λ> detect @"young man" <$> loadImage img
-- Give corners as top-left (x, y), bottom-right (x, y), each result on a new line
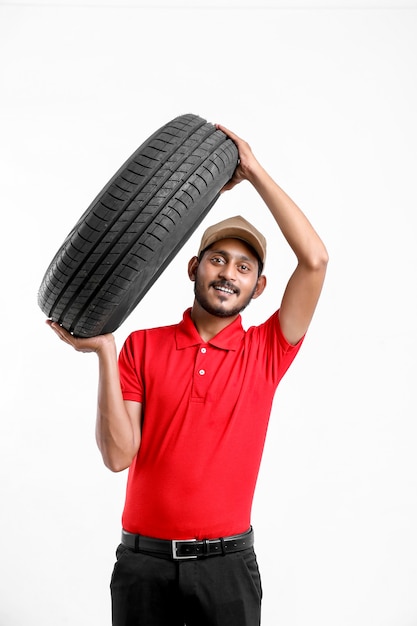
top-left (47, 125), bottom-right (328, 626)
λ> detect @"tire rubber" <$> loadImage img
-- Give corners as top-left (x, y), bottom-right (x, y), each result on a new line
top-left (38, 114), bottom-right (238, 337)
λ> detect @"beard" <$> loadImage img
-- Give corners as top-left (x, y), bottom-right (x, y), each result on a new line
top-left (193, 275), bottom-right (257, 318)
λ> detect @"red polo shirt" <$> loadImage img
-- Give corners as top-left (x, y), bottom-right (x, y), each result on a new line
top-left (118, 308), bottom-right (303, 540)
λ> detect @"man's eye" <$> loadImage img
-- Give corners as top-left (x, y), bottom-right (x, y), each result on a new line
top-left (240, 265), bottom-right (250, 272)
top-left (212, 257), bottom-right (225, 264)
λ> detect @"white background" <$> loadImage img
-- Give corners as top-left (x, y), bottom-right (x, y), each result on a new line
top-left (1, 1), bottom-right (417, 625)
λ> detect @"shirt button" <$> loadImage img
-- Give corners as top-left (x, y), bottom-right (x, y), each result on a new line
top-left (198, 369), bottom-right (206, 376)
top-left (201, 347), bottom-right (207, 354)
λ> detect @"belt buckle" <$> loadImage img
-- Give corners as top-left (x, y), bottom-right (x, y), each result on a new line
top-left (171, 538), bottom-right (198, 560)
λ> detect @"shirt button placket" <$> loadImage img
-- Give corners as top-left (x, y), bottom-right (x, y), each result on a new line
top-left (192, 345), bottom-right (209, 400)
top-left (199, 347), bottom-right (206, 376)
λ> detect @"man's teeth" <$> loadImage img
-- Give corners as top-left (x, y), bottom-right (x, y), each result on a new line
top-left (215, 286), bottom-right (235, 294)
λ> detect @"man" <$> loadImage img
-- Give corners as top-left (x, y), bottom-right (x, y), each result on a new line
top-left (47, 125), bottom-right (328, 625)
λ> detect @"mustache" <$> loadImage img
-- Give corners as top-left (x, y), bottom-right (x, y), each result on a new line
top-left (209, 280), bottom-right (240, 295)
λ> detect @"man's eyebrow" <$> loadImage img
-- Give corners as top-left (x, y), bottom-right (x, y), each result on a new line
top-left (209, 249), bottom-right (255, 262)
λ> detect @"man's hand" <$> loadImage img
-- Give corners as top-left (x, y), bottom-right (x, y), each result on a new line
top-left (216, 124), bottom-right (263, 192)
top-left (46, 319), bottom-right (115, 354)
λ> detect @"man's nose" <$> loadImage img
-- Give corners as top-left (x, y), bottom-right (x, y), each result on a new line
top-left (218, 262), bottom-right (237, 281)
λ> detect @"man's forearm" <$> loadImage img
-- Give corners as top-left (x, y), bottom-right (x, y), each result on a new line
top-left (95, 342), bottom-right (141, 472)
top-left (248, 164), bottom-right (328, 268)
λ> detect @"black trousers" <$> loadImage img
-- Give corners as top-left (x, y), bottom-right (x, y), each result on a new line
top-left (110, 543), bottom-right (262, 626)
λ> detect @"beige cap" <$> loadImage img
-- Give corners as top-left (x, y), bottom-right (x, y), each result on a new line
top-left (198, 215), bottom-right (267, 265)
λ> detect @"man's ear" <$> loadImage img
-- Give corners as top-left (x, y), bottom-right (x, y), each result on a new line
top-left (252, 274), bottom-right (267, 299)
top-left (188, 256), bottom-right (199, 281)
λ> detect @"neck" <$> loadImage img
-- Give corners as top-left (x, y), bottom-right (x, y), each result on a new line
top-left (190, 301), bottom-right (239, 342)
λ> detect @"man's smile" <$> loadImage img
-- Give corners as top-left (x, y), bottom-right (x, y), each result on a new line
top-left (210, 282), bottom-right (240, 296)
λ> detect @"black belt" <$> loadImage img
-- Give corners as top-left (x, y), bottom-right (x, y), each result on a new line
top-left (121, 527), bottom-right (254, 560)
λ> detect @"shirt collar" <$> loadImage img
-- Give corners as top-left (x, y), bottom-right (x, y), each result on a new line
top-left (176, 308), bottom-right (244, 351)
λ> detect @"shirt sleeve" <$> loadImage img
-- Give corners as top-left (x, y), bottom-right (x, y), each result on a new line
top-left (256, 309), bottom-right (305, 385)
top-left (118, 332), bottom-right (144, 403)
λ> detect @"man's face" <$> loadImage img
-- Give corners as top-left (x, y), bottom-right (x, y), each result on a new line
top-left (191, 238), bottom-right (264, 318)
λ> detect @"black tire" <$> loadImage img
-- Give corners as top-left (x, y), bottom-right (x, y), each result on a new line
top-left (38, 114), bottom-right (238, 337)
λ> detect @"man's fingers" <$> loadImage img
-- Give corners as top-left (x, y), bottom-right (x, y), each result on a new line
top-left (216, 123), bottom-right (245, 149)
top-left (47, 320), bottom-right (74, 345)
